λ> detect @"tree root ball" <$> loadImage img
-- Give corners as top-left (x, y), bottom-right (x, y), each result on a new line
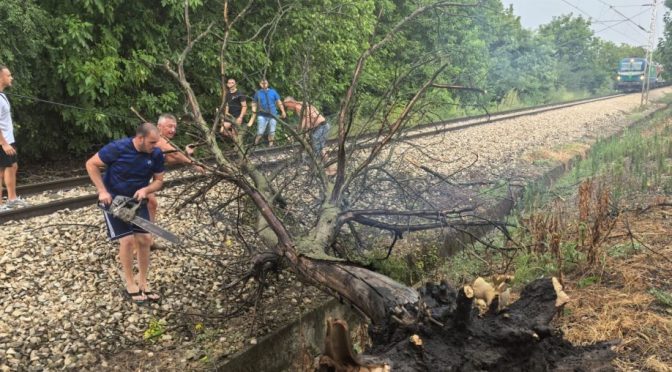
top-left (318, 278), bottom-right (616, 371)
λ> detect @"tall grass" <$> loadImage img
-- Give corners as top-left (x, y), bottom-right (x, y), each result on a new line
top-left (439, 95), bottom-right (672, 287)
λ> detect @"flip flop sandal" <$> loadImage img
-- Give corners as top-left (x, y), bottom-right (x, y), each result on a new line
top-left (124, 290), bottom-right (146, 304)
top-left (142, 291), bottom-right (161, 302)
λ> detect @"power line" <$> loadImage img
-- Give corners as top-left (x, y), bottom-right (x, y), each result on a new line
top-left (597, 0), bottom-right (648, 32)
top-left (548, 1), bottom-right (645, 45)
top-left (3, 92), bottom-right (137, 121)
top-left (554, 0), bottom-right (647, 45)
top-left (596, 26), bottom-right (646, 46)
top-left (559, 0), bottom-right (636, 25)
top-left (609, 3), bottom-right (655, 8)
top-left (593, 7), bottom-right (651, 45)
top-left (559, 0), bottom-right (596, 21)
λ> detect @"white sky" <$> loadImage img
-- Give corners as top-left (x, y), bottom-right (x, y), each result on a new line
top-left (501, 0), bottom-right (666, 47)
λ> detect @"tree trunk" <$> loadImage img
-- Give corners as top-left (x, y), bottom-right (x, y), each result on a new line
top-left (294, 259), bottom-right (419, 325)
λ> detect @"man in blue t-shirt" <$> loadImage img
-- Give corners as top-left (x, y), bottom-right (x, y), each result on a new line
top-left (86, 122), bottom-right (165, 304)
top-left (248, 78), bottom-right (286, 146)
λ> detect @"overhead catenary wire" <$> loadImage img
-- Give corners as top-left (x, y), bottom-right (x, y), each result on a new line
top-left (597, 0), bottom-right (648, 32)
top-left (559, 0), bottom-right (595, 20)
top-left (2, 92), bottom-right (137, 122)
top-left (543, 7), bottom-right (645, 51)
top-left (552, 0), bottom-right (648, 46)
top-left (559, 0), bottom-right (645, 26)
top-left (593, 7), bottom-right (652, 40)
top-left (608, 3), bottom-right (656, 8)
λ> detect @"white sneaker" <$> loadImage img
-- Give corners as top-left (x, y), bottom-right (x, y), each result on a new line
top-left (6, 197), bottom-right (28, 208)
top-left (0, 204), bottom-right (11, 212)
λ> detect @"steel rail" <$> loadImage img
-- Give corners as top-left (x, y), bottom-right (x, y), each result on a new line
top-left (0, 91), bottom-right (648, 223)
top-left (3, 92), bottom-right (629, 198)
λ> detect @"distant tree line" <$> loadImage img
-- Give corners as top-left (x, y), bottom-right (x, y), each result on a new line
top-left (656, 1), bottom-right (672, 76)
top-left (0, 0), bottom-right (652, 161)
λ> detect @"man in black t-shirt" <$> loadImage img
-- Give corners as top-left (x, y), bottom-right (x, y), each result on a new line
top-left (220, 78), bottom-right (247, 137)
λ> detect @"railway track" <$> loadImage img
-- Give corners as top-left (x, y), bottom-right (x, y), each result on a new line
top-left (0, 91), bottom-right (634, 223)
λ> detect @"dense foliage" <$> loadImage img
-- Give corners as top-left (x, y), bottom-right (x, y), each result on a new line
top-left (657, 2), bottom-right (672, 76)
top-left (0, 0), bottom-right (657, 160)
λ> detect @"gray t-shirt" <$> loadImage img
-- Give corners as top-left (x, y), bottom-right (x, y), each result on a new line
top-left (0, 93), bottom-right (15, 144)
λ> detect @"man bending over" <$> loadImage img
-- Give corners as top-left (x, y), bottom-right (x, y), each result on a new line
top-left (147, 113), bottom-right (204, 223)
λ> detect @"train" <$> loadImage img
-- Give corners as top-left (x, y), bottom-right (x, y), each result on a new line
top-left (615, 57), bottom-right (664, 92)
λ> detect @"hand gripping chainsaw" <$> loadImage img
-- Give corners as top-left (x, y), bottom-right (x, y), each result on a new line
top-left (100, 195), bottom-right (181, 244)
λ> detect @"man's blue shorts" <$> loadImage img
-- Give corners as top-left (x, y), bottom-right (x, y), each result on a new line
top-left (102, 203), bottom-right (150, 240)
top-left (256, 115), bottom-right (277, 136)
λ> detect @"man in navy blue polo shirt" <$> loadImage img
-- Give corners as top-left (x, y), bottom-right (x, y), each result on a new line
top-left (86, 122), bottom-right (165, 304)
top-left (248, 78), bottom-right (286, 146)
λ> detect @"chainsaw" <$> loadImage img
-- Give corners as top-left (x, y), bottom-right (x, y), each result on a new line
top-left (100, 195), bottom-right (181, 244)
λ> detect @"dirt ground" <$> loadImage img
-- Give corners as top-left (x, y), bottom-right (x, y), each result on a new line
top-left (555, 195), bottom-right (672, 371)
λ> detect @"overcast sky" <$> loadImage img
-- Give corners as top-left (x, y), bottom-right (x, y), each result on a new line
top-left (501, 0), bottom-right (667, 47)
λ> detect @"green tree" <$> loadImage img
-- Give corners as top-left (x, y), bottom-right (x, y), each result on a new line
top-left (538, 14), bottom-right (602, 92)
top-left (657, 2), bottom-right (672, 78)
top-left (481, 2), bottom-right (558, 103)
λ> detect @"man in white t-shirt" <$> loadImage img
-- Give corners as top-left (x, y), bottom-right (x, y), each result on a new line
top-left (0, 65), bottom-right (26, 211)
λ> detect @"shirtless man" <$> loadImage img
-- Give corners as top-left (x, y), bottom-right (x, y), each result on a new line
top-left (147, 114), bottom-right (204, 223)
top-left (282, 97), bottom-right (335, 176)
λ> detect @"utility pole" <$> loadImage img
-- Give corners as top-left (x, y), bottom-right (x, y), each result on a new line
top-left (642, 0), bottom-right (658, 106)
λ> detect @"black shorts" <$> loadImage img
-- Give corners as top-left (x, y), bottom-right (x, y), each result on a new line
top-left (102, 202), bottom-right (150, 240)
top-left (0, 143), bottom-right (17, 167)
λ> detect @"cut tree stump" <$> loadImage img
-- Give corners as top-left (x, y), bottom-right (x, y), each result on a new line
top-left (317, 278), bottom-right (616, 371)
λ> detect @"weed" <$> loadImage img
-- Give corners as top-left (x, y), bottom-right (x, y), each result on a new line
top-left (498, 89), bottom-right (522, 111)
top-left (512, 252), bottom-right (558, 286)
top-left (577, 275), bottom-right (600, 288)
top-left (195, 324), bottom-right (220, 343)
top-left (561, 242), bottom-right (584, 272)
top-left (143, 319), bottom-right (166, 342)
top-left (649, 288), bottom-right (672, 308)
top-left (608, 242), bottom-right (641, 258)
top-left (439, 250), bottom-right (486, 285)
top-left (366, 241), bottom-right (445, 285)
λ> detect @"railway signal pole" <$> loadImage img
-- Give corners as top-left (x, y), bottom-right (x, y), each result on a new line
top-left (641, 0), bottom-right (658, 106)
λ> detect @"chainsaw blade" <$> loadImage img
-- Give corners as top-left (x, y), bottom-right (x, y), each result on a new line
top-left (130, 216), bottom-right (181, 244)
top-left (98, 202), bottom-right (181, 244)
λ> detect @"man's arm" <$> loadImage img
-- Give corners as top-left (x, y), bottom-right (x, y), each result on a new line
top-left (276, 98), bottom-right (286, 119)
top-left (238, 99), bottom-right (247, 125)
top-left (0, 131), bottom-right (15, 156)
top-left (0, 101), bottom-right (15, 155)
top-left (85, 153), bottom-right (112, 205)
top-left (224, 102), bottom-right (231, 121)
top-left (299, 104), bottom-right (308, 131)
top-left (134, 173), bottom-right (164, 201)
top-left (160, 141), bottom-right (204, 173)
top-left (248, 101), bottom-right (257, 127)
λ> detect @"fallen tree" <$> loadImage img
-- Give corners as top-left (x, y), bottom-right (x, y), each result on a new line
top-left (158, 0), bottom-right (616, 369)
